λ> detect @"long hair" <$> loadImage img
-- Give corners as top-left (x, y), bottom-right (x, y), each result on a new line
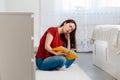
top-left (59, 19), bottom-right (77, 50)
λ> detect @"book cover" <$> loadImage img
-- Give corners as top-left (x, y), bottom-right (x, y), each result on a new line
top-left (52, 46), bottom-right (78, 60)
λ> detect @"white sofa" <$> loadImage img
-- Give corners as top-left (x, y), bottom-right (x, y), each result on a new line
top-left (91, 25), bottom-right (120, 80)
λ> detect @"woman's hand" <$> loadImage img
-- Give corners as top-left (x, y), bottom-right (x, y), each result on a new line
top-left (65, 33), bottom-right (70, 41)
top-left (65, 33), bottom-right (71, 49)
top-left (55, 51), bottom-right (68, 56)
top-left (71, 48), bottom-right (77, 52)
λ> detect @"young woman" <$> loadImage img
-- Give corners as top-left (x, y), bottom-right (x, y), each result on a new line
top-left (35, 19), bottom-right (77, 70)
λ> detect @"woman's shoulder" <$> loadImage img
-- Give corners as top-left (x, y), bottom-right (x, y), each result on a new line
top-left (47, 27), bottom-right (58, 32)
top-left (48, 27), bottom-right (58, 30)
top-left (46, 27), bottom-right (59, 36)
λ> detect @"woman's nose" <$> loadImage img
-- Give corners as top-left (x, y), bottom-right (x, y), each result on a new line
top-left (68, 29), bottom-right (71, 33)
top-left (69, 28), bottom-right (72, 32)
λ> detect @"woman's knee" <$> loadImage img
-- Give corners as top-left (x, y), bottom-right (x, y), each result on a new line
top-left (35, 58), bottom-right (43, 69)
top-left (58, 56), bottom-right (67, 64)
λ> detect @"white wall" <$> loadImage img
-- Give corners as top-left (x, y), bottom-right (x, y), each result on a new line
top-left (5, 0), bottom-right (37, 12)
top-left (2, 0), bottom-right (120, 51)
top-left (40, 0), bottom-right (120, 52)
top-left (40, 0), bottom-right (62, 36)
top-left (5, 0), bottom-right (40, 47)
top-left (0, 0), bottom-right (5, 11)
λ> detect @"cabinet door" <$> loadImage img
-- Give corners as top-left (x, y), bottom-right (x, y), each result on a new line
top-left (107, 46), bottom-right (120, 79)
top-left (93, 40), bottom-right (108, 68)
top-left (0, 13), bottom-right (34, 80)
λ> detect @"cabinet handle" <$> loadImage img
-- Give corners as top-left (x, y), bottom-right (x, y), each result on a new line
top-left (31, 36), bottom-right (34, 40)
top-left (105, 48), bottom-right (107, 62)
top-left (31, 58), bottom-right (35, 62)
top-left (94, 44), bottom-right (96, 55)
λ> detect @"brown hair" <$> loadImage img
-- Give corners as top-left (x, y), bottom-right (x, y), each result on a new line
top-left (59, 19), bottom-right (77, 50)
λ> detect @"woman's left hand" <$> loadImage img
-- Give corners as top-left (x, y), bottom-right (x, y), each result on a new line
top-left (65, 33), bottom-right (70, 41)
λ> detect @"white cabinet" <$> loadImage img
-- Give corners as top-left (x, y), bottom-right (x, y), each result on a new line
top-left (93, 40), bottom-right (108, 69)
top-left (0, 13), bottom-right (35, 80)
top-left (93, 40), bottom-right (120, 80)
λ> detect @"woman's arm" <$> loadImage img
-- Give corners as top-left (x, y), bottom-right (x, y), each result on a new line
top-left (65, 34), bottom-right (70, 50)
top-left (45, 32), bottom-right (66, 56)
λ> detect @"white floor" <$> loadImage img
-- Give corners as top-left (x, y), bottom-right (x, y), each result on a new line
top-left (75, 53), bottom-right (116, 80)
top-left (36, 64), bottom-right (91, 80)
top-left (35, 53), bottom-right (116, 80)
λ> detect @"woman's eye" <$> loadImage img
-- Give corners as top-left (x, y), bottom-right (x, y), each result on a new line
top-left (69, 25), bottom-right (73, 31)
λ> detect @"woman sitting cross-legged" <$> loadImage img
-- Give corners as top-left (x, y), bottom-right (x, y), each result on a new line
top-left (35, 19), bottom-right (77, 70)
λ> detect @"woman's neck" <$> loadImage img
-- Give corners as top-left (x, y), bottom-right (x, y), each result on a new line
top-left (58, 27), bottom-right (63, 34)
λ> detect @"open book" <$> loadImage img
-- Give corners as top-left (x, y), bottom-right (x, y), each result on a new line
top-left (52, 46), bottom-right (78, 60)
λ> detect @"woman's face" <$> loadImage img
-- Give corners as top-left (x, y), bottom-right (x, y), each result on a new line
top-left (63, 22), bottom-right (76, 34)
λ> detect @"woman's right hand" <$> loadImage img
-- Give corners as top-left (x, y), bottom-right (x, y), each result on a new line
top-left (55, 51), bottom-right (68, 56)
top-left (65, 33), bottom-right (70, 41)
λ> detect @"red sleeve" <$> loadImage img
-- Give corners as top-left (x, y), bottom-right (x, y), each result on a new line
top-left (46, 27), bottom-right (56, 36)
